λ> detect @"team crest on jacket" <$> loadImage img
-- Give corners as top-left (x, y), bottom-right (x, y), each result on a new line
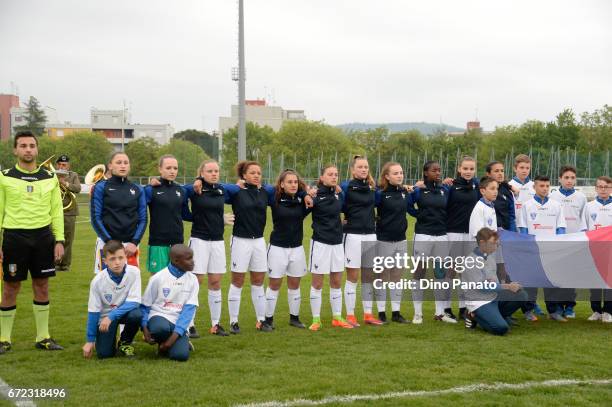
top-left (176, 190), bottom-right (181, 197)
top-left (591, 213), bottom-right (597, 221)
top-left (487, 218), bottom-right (493, 226)
top-left (530, 212), bottom-right (537, 220)
top-left (401, 193), bottom-right (405, 199)
top-left (130, 188), bottom-right (136, 195)
top-left (104, 294), bottom-right (112, 303)
top-left (334, 194), bottom-right (339, 200)
top-left (162, 287), bottom-right (170, 298)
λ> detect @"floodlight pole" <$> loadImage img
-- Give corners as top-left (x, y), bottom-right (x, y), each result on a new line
top-left (237, 0), bottom-right (246, 161)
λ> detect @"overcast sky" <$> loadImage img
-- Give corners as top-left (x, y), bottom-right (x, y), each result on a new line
top-left (1, 0), bottom-right (610, 132)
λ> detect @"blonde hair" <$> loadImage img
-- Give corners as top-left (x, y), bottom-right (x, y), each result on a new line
top-left (350, 155), bottom-right (375, 188)
top-left (378, 162), bottom-right (402, 190)
top-left (197, 159), bottom-right (219, 177)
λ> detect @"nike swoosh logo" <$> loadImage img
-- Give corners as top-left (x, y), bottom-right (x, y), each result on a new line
top-left (385, 195), bottom-right (392, 198)
top-left (319, 197), bottom-right (326, 200)
top-left (156, 192), bottom-right (164, 195)
top-left (109, 188), bottom-right (116, 191)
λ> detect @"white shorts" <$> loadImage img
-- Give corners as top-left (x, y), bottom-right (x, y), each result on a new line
top-left (93, 237), bottom-right (140, 273)
top-left (309, 240), bottom-right (344, 274)
top-left (343, 233), bottom-right (377, 268)
top-left (189, 238), bottom-right (226, 275)
top-left (230, 236), bottom-right (268, 273)
top-left (376, 240), bottom-right (408, 258)
top-left (413, 234), bottom-right (449, 258)
top-left (267, 245), bottom-right (307, 279)
top-left (447, 232), bottom-right (476, 258)
top-left (375, 240), bottom-right (407, 273)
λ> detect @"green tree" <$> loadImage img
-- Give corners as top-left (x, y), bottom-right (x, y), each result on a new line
top-left (55, 131), bottom-right (114, 175)
top-left (221, 122), bottom-right (275, 167)
top-left (37, 136), bottom-right (57, 162)
top-left (159, 139), bottom-right (209, 180)
top-left (14, 96), bottom-right (47, 136)
top-left (173, 129), bottom-right (219, 159)
top-left (124, 137), bottom-right (161, 176)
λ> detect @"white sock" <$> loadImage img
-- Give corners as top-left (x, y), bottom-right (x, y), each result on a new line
top-left (265, 288), bottom-right (279, 318)
top-left (310, 287), bottom-right (322, 319)
top-left (228, 284), bottom-right (242, 324)
top-left (288, 288), bottom-right (301, 316)
top-left (362, 282), bottom-right (373, 314)
top-left (413, 300), bottom-right (423, 316)
top-left (344, 281), bottom-right (357, 315)
top-left (251, 285), bottom-right (266, 321)
top-left (435, 300), bottom-right (445, 315)
top-left (330, 288), bottom-right (343, 317)
top-left (391, 288), bottom-right (403, 312)
top-left (375, 287), bottom-right (387, 313)
top-left (208, 289), bottom-right (222, 326)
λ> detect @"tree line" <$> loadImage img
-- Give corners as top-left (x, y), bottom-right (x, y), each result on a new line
top-left (221, 105), bottom-right (611, 184)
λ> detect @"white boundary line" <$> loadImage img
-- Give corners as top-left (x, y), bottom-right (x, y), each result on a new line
top-left (0, 377), bottom-right (36, 407)
top-left (234, 378), bottom-right (612, 407)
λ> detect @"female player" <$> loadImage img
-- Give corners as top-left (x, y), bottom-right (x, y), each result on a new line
top-left (264, 169), bottom-right (311, 329)
top-left (225, 161), bottom-right (273, 334)
top-left (484, 162), bottom-right (535, 320)
top-left (374, 162), bottom-right (412, 323)
top-left (308, 165), bottom-right (353, 331)
top-left (445, 156), bottom-right (479, 320)
top-left (186, 159), bottom-right (233, 337)
top-left (342, 155), bottom-right (382, 326)
top-left (91, 152), bottom-right (147, 273)
top-left (145, 155), bottom-right (192, 275)
top-left (407, 160), bottom-right (452, 324)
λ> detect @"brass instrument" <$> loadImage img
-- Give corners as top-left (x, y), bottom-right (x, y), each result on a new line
top-left (39, 155), bottom-right (78, 212)
top-left (85, 164), bottom-right (107, 185)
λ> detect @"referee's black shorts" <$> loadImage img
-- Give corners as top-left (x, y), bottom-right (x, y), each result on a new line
top-left (2, 226), bottom-right (56, 282)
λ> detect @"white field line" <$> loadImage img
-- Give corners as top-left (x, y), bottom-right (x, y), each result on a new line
top-left (234, 378), bottom-right (612, 407)
top-left (0, 376), bottom-right (36, 407)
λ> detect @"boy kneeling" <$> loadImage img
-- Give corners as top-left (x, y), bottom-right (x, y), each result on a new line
top-left (463, 228), bottom-right (528, 335)
top-left (83, 240), bottom-right (142, 358)
top-left (141, 244), bottom-right (198, 361)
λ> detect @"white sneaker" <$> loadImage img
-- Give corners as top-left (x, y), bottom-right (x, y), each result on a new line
top-left (602, 312), bottom-right (612, 323)
top-left (587, 312), bottom-right (602, 321)
top-left (435, 314), bottom-right (458, 324)
top-left (412, 314), bottom-right (423, 324)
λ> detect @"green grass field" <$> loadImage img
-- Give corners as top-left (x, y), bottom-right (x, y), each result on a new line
top-left (0, 199), bottom-right (610, 407)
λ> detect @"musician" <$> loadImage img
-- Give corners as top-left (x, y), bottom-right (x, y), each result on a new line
top-left (55, 155), bottom-right (81, 272)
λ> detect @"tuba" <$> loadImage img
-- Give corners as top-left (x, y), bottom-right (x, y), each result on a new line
top-left (85, 164), bottom-right (107, 185)
top-left (39, 155), bottom-right (78, 212)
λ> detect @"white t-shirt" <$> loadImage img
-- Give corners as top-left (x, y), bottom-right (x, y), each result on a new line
top-left (87, 265), bottom-right (142, 318)
top-left (549, 189), bottom-right (587, 233)
top-left (508, 177), bottom-right (535, 211)
top-left (518, 197), bottom-right (567, 236)
top-left (461, 251), bottom-right (499, 312)
top-left (142, 266), bottom-right (199, 325)
top-left (582, 198), bottom-right (612, 231)
top-left (469, 199), bottom-right (498, 237)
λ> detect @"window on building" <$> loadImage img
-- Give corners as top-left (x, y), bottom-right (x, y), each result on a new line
top-left (57, 130), bottom-right (64, 137)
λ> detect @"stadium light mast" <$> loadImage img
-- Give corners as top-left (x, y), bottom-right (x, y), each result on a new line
top-left (237, 0), bottom-right (247, 161)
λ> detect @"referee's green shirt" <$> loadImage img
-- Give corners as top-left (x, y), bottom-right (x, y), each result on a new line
top-left (0, 164), bottom-right (65, 241)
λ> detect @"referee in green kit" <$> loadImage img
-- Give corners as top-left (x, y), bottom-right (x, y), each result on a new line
top-left (0, 130), bottom-right (65, 354)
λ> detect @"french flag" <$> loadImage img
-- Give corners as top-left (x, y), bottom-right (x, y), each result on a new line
top-left (499, 227), bottom-right (612, 289)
